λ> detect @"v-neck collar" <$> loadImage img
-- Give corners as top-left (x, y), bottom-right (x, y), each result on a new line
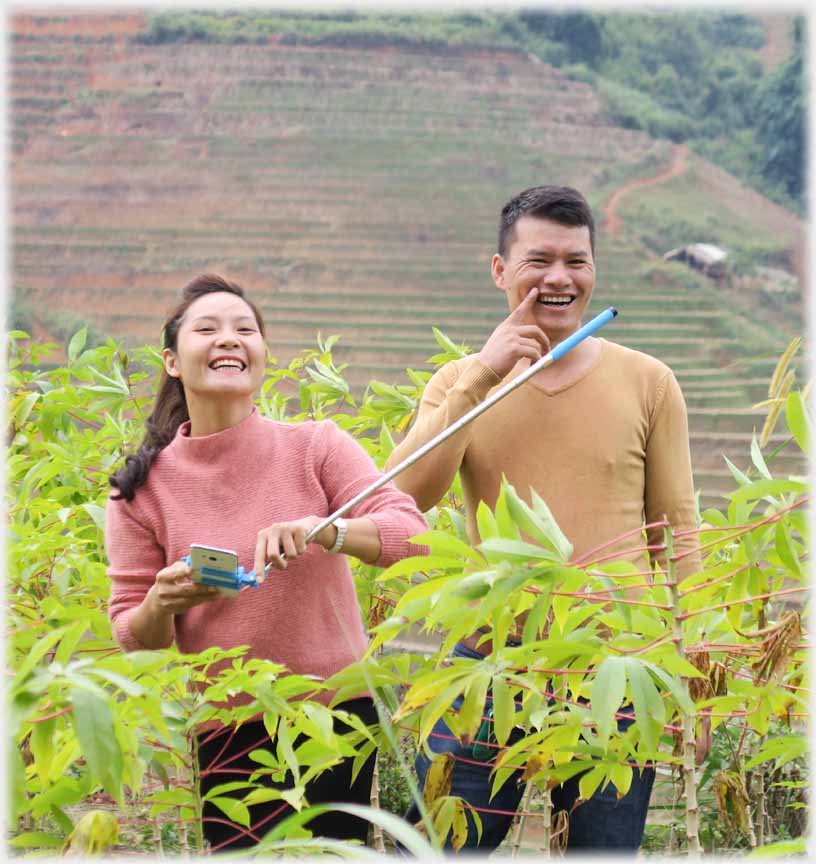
top-left (524, 337), bottom-right (607, 397)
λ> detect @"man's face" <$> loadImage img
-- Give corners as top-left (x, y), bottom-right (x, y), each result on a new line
top-left (491, 216), bottom-right (596, 343)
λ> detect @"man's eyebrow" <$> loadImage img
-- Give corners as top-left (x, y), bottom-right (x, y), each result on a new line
top-left (525, 247), bottom-right (590, 257)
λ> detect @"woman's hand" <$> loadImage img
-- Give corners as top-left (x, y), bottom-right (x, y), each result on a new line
top-left (146, 559), bottom-right (221, 615)
top-left (255, 516), bottom-right (336, 576)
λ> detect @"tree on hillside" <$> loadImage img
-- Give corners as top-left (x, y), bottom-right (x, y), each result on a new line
top-left (753, 17), bottom-right (806, 207)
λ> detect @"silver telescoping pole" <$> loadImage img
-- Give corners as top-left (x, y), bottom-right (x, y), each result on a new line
top-left (267, 306), bottom-right (618, 571)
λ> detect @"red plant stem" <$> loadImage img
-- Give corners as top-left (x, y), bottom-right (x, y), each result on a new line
top-left (569, 520), bottom-right (669, 567)
top-left (678, 561), bottom-right (752, 597)
top-left (608, 635), bottom-right (676, 656)
top-left (729, 668), bottom-right (811, 693)
top-left (31, 705), bottom-right (73, 723)
top-left (206, 818), bottom-right (265, 849)
top-left (574, 544), bottom-right (668, 569)
top-left (673, 495), bottom-right (809, 560)
top-left (686, 642), bottom-right (809, 652)
top-left (677, 586), bottom-right (808, 620)
top-left (587, 568), bottom-right (668, 580)
top-left (198, 730), bottom-right (276, 776)
top-left (550, 590), bottom-right (673, 610)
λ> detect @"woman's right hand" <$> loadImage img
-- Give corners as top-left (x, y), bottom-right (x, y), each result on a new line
top-left (146, 559), bottom-right (221, 616)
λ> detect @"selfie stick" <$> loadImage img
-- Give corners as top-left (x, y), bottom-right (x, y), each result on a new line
top-left (262, 306), bottom-right (618, 573)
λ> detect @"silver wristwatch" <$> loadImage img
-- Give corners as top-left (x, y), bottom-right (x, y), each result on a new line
top-left (329, 518), bottom-right (348, 554)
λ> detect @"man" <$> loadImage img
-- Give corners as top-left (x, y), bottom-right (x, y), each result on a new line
top-left (387, 185), bottom-right (702, 851)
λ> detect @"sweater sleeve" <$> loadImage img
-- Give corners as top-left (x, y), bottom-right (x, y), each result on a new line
top-left (317, 421), bottom-right (429, 567)
top-left (385, 358), bottom-right (502, 511)
top-left (105, 495), bottom-right (173, 652)
top-left (644, 371), bottom-right (702, 580)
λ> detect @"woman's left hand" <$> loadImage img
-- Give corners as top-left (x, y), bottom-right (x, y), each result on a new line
top-left (254, 516), bottom-right (336, 577)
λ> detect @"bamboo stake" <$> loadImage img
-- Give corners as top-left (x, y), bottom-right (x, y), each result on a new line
top-left (510, 780), bottom-right (535, 857)
top-left (666, 525), bottom-right (702, 854)
top-left (541, 785), bottom-right (553, 857)
top-left (370, 755), bottom-right (386, 853)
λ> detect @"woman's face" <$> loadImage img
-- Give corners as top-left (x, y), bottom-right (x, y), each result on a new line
top-left (162, 292), bottom-right (266, 402)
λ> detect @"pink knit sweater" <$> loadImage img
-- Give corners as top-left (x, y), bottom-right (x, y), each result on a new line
top-left (105, 408), bottom-right (427, 705)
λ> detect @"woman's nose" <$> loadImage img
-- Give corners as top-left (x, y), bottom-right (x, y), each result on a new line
top-left (215, 330), bottom-right (240, 347)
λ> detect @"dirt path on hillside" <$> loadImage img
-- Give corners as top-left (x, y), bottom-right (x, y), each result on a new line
top-left (602, 144), bottom-right (689, 236)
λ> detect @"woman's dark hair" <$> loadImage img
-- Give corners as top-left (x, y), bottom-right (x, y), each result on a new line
top-left (498, 185), bottom-right (595, 259)
top-left (109, 274), bottom-right (266, 501)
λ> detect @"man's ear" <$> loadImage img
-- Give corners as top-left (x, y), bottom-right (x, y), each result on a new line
top-left (162, 348), bottom-right (181, 379)
top-left (491, 253), bottom-right (507, 292)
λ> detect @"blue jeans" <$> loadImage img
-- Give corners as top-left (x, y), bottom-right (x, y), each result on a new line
top-left (404, 643), bottom-right (655, 852)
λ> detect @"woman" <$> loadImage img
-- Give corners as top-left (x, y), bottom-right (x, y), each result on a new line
top-left (105, 274), bottom-right (427, 851)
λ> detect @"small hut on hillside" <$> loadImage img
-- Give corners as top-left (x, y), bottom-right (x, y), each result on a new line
top-left (663, 243), bottom-right (729, 279)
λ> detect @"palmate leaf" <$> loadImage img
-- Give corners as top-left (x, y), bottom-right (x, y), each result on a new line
top-left (590, 657), bottom-right (627, 749)
top-left (624, 659), bottom-right (664, 754)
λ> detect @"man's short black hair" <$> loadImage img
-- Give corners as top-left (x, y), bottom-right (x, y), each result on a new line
top-left (498, 185), bottom-right (595, 258)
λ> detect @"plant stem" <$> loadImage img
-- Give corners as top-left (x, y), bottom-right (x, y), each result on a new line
top-left (666, 526), bottom-right (701, 854)
top-left (187, 730), bottom-right (205, 854)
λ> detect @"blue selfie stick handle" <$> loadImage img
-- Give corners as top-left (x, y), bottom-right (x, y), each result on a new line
top-left (550, 306), bottom-right (618, 362)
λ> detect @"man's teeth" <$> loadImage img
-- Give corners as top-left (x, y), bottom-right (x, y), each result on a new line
top-left (537, 296), bottom-right (573, 306)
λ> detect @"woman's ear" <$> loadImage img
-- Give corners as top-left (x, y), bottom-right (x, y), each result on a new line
top-left (162, 348), bottom-right (181, 379)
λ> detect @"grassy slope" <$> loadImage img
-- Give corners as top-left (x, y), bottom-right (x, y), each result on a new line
top-left (9, 12), bottom-right (805, 506)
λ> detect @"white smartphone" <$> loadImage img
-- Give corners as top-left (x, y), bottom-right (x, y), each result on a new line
top-left (189, 544), bottom-right (240, 596)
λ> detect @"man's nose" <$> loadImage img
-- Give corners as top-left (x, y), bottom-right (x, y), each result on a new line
top-left (542, 261), bottom-right (570, 286)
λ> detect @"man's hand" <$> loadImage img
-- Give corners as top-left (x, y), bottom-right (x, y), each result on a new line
top-left (477, 287), bottom-right (550, 379)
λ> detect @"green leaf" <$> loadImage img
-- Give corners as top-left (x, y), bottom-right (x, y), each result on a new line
top-left (729, 477), bottom-right (807, 502)
top-left (624, 660), bottom-right (663, 754)
top-left (529, 487), bottom-right (573, 560)
top-left (409, 529), bottom-right (481, 562)
top-left (203, 782), bottom-right (257, 801)
top-left (81, 503), bottom-right (106, 532)
top-left (591, 657), bottom-right (626, 749)
top-left (209, 796), bottom-right (251, 828)
top-left (68, 327), bottom-right (87, 363)
top-left (8, 832), bottom-right (64, 849)
top-left (14, 626), bottom-right (67, 684)
top-left (457, 672), bottom-right (491, 742)
top-left (723, 455), bottom-right (751, 487)
top-left (70, 686), bottom-right (124, 802)
top-left (260, 802), bottom-right (438, 856)
top-left (479, 537), bottom-right (559, 562)
top-left (785, 390), bottom-right (809, 454)
top-left (491, 675), bottom-right (515, 747)
top-left (749, 434), bottom-right (772, 480)
top-left (578, 765), bottom-right (607, 801)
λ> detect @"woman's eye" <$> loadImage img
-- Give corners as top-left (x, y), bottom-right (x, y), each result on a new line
top-left (239, 328), bottom-right (257, 334)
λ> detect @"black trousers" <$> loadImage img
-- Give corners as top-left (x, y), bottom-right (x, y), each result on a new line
top-left (197, 697), bottom-right (378, 851)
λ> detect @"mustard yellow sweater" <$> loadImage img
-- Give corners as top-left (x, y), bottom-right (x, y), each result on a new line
top-left (387, 339), bottom-right (701, 578)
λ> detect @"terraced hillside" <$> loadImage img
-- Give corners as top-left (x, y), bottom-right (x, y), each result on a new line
top-left (10, 12), bottom-right (806, 508)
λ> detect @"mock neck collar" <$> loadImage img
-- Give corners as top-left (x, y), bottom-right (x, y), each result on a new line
top-left (169, 406), bottom-right (263, 459)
